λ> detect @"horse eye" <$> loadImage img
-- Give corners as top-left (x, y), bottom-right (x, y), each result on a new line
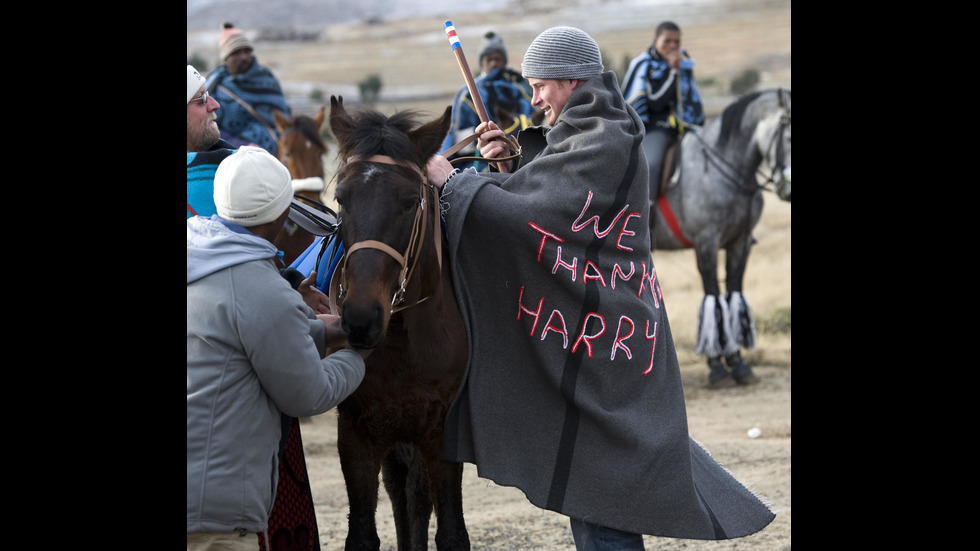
top-left (401, 199), bottom-right (417, 215)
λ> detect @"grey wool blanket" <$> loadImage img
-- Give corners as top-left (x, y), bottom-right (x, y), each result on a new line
top-left (440, 71), bottom-right (774, 540)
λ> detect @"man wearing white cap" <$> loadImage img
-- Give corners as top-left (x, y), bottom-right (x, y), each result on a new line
top-left (187, 64), bottom-right (236, 220)
top-left (426, 26), bottom-right (774, 551)
top-left (188, 63), bottom-right (333, 306)
top-left (187, 146), bottom-right (369, 551)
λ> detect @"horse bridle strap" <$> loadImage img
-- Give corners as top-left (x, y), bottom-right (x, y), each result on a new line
top-left (329, 154), bottom-right (442, 315)
top-left (441, 130), bottom-right (522, 166)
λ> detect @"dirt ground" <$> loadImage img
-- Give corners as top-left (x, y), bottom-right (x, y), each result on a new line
top-left (193, 1), bottom-right (792, 548)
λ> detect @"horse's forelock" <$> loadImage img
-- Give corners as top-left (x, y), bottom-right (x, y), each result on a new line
top-left (341, 108), bottom-right (425, 164)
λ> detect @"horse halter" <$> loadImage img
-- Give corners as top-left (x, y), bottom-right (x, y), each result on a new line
top-left (689, 89), bottom-right (791, 196)
top-left (329, 154), bottom-right (443, 315)
top-left (761, 94), bottom-right (791, 189)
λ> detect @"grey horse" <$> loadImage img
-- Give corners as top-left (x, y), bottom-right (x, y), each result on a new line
top-left (650, 88), bottom-right (790, 388)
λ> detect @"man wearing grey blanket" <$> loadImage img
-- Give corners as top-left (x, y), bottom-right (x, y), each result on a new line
top-left (426, 26), bottom-right (774, 551)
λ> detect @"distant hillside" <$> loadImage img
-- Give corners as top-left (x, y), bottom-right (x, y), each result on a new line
top-left (186, 0), bottom-right (496, 31)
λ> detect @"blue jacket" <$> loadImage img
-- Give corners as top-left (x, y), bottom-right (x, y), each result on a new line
top-left (621, 47), bottom-right (705, 133)
top-left (187, 139), bottom-right (236, 219)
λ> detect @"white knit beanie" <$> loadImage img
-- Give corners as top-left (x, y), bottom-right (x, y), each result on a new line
top-left (521, 26), bottom-right (604, 80)
top-left (213, 146), bottom-right (293, 227)
top-left (187, 65), bottom-right (206, 104)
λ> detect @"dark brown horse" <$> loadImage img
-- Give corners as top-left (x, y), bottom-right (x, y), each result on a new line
top-left (273, 106), bottom-right (328, 266)
top-left (327, 95), bottom-right (470, 551)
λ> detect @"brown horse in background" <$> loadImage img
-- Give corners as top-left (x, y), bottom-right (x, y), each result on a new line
top-left (273, 106), bottom-right (328, 267)
top-left (327, 95), bottom-right (470, 551)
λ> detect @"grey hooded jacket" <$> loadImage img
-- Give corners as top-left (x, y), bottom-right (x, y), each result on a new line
top-left (187, 215), bottom-right (364, 534)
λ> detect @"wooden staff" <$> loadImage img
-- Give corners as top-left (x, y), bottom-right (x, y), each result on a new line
top-left (444, 21), bottom-right (490, 124)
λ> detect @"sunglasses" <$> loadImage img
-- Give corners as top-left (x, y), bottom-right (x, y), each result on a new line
top-left (190, 90), bottom-right (210, 105)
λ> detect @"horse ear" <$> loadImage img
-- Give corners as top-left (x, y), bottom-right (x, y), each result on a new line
top-left (273, 109), bottom-right (290, 134)
top-left (328, 95), bottom-right (353, 148)
top-left (313, 105), bottom-right (325, 130)
top-left (410, 106), bottom-right (453, 163)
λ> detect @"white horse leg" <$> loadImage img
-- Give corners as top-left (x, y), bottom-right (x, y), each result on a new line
top-left (723, 293), bottom-right (759, 385)
top-left (696, 296), bottom-right (741, 389)
top-left (721, 231), bottom-right (760, 384)
top-left (725, 291), bottom-right (757, 350)
top-left (694, 295), bottom-right (740, 358)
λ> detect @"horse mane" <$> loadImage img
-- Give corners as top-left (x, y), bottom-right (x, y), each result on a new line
top-left (294, 115), bottom-right (327, 151)
top-left (337, 108), bottom-right (427, 164)
top-left (715, 89), bottom-right (790, 149)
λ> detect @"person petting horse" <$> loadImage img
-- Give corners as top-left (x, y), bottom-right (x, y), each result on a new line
top-left (426, 26), bottom-right (773, 551)
top-left (187, 147), bottom-right (370, 551)
top-left (187, 63), bottom-right (329, 312)
top-left (440, 30), bottom-right (536, 172)
top-left (187, 66), bottom-right (333, 551)
top-left (621, 21), bottom-right (705, 214)
top-left (205, 23), bottom-right (291, 157)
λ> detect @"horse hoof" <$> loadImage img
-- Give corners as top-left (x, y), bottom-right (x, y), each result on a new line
top-left (730, 363), bottom-right (759, 385)
top-left (725, 353), bottom-right (759, 385)
top-left (707, 360), bottom-right (736, 389)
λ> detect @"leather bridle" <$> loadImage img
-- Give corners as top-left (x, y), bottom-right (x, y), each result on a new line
top-left (441, 130), bottom-right (522, 166)
top-left (328, 155), bottom-right (443, 315)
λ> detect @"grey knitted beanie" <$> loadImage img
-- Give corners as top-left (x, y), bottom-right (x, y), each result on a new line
top-left (521, 26), bottom-right (604, 80)
top-left (480, 31), bottom-right (507, 65)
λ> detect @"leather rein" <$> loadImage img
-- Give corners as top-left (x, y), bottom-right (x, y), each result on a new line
top-left (328, 155), bottom-right (443, 315)
top-left (441, 130), bottom-right (522, 166)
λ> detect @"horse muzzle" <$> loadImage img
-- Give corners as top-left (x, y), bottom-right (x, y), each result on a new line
top-left (341, 299), bottom-right (389, 349)
top-left (775, 166), bottom-right (791, 202)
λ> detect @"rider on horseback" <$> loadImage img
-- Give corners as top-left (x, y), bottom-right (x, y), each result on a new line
top-left (205, 22), bottom-right (291, 157)
top-left (621, 21), bottom-right (705, 207)
top-left (441, 31), bottom-right (536, 172)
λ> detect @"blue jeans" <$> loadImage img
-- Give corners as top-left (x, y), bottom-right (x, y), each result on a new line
top-left (569, 518), bottom-right (645, 551)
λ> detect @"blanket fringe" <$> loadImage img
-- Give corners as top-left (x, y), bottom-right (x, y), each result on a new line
top-left (725, 291), bottom-right (757, 350)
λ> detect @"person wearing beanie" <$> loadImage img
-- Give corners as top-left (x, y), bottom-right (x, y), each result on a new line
top-left (426, 26), bottom-right (774, 551)
top-left (479, 30), bottom-right (508, 67)
top-left (440, 30), bottom-right (536, 172)
top-left (187, 146), bottom-right (370, 551)
top-left (205, 22), bottom-right (291, 157)
top-left (218, 23), bottom-right (254, 64)
top-left (188, 64), bottom-right (237, 220)
top-left (188, 66), bottom-right (336, 547)
top-left (621, 21), bottom-right (705, 214)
